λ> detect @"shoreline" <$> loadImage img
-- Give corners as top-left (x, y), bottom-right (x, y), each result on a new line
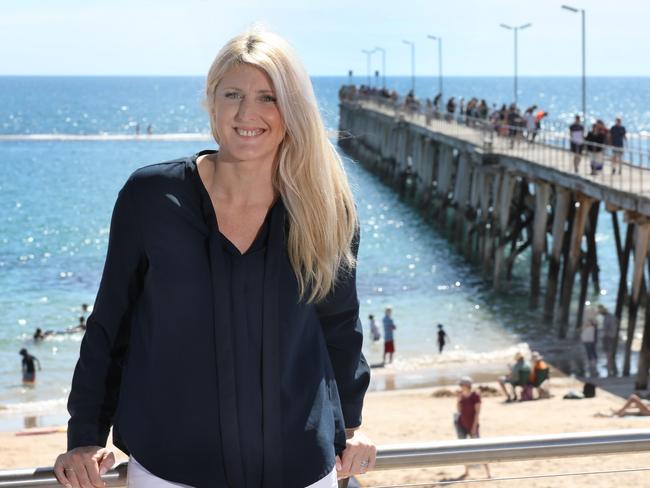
top-left (1, 337), bottom-right (640, 434)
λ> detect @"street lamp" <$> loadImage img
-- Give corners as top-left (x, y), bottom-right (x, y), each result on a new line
top-left (361, 49), bottom-right (375, 86)
top-left (427, 35), bottom-right (443, 100)
top-left (374, 46), bottom-right (386, 89)
top-left (562, 4), bottom-right (587, 121)
top-left (500, 22), bottom-right (532, 106)
top-left (402, 40), bottom-right (415, 95)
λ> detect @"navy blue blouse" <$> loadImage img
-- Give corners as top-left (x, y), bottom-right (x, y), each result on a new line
top-left (66, 150), bottom-right (370, 488)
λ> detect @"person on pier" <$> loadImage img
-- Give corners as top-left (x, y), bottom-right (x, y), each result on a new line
top-left (569, 115), bottom-right (585, 172)
top-left (609, 117), bottom-right (627, 175)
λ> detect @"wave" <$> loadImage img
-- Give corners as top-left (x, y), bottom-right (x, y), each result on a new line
top-left (0, 397), bottom-right (67, 414)
top-left (368, 342), bottom-right (532, 374)
top-left (0, 133), bottom-right (213, 142)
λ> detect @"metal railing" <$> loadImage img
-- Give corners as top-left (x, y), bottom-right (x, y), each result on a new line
top-left (2, 429), bottom-right (650, 487)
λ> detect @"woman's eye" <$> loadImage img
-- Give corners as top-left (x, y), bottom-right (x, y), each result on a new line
top-left (260, 95), bottom-right (277, 103)
top-left (224, 92), bottom-right (242, 100)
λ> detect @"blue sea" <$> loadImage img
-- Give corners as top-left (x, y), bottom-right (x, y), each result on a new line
top-left (1, 76), bottom-right (648, 430)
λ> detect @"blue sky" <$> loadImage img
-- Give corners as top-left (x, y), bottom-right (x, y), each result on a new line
top-left (2, 0), bottom-right (649, 76)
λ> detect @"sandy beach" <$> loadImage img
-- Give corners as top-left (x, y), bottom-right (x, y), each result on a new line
top-left (1, 374), bottom-right (648, 487)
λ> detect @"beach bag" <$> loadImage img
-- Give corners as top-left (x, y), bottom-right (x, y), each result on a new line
top-left (583, 382), bottom-right (596, 398)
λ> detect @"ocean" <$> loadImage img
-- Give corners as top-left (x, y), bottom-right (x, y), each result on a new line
top-left (0, 75), bottom-right (647, 430)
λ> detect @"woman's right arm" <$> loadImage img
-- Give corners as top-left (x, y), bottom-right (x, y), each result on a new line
top-left (55, 181), bottom-right (147, 488)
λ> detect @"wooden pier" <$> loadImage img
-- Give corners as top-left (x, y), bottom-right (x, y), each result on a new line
top-left (338, 93), bottom-right (650, 389)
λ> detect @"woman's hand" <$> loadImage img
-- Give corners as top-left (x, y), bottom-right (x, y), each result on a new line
top-left (54, 446), bottom-right (115, 488)
top-left (336, 429), bottom-right (376, 480)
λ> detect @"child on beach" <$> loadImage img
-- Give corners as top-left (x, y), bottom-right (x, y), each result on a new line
top-left (19, 348), bottom-right (41, 385)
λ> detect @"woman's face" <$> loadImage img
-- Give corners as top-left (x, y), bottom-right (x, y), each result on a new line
top-left (212, 64), bottom-right (286, 164)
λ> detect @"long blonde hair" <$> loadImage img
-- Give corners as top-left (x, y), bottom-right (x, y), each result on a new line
top-left (205, 28), bottom-right (358, 303)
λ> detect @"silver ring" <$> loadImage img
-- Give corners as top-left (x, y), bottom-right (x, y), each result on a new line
top-left (360, 459), bottom-right (369, 468)
top-left (64, 467), bottom-right (74, 472)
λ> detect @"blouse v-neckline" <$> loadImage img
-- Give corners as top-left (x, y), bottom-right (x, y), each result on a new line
top-left (191, 150), bottom-right (278, 256)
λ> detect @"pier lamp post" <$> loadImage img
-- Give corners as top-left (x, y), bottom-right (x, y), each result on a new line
top-left (499, 22), bottom-right (532, 106)
top-left (402, 40), bottom-right (415, 95)
top-left (426, 35), bottom-right (443, 101)
top-left (361, 49), bottom-right (375, 87)
top-left (374, 46), bottom-right (386, 89)
top-left (562, 4), bottom-right (587, 121)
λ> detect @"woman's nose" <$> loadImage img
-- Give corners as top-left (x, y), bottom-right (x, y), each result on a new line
top-left (236, 97), bottom-right (256, 120)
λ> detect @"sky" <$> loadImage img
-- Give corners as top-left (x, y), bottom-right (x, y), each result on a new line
top-left (2, 0), bottom-right (650, 77)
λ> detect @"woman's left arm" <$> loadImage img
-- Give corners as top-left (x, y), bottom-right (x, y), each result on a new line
top-left (315, 229), bottom-right (374, 475)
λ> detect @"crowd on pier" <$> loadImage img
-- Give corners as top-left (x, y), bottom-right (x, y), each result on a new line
top-left (340, 84), bottom-right (630, 173)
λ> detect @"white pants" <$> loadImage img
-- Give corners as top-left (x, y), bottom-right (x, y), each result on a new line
top-left (127, 456), bottom-right (338, 488)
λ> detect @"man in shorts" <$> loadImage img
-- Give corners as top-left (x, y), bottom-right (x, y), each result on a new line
top-left (382, 307), bottom-right (397, 364)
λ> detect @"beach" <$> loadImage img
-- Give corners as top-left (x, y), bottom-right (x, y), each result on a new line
top-left (2, 375), bottom-right (648, 487)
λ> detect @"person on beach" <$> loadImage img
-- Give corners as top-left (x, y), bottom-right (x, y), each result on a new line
top-left (569, 115), bottom-right (585, 172)
top-left (54, 29), bottom-right (374, 488)
top-left (598, 305), bottom-right (618, 376)
top-left (454, 376), bottom-right (491, 480)
top-left (529, 351), bottom-right (550, 399)
top-left (437, 323), bottom-right (449, 353)
top-left (581, 310), bottom-right (599, 376)
top-left (33, 328), bottom-right (54, 341)
top-left (609, 117), bottom-right (626, 175)
top-left (369, 314), bottom-right (381, 342)
top-left (383, 307), bottom-right (396, 364)
top-left (595, 394), bottom-right (650, 417)
top-left (65, 317), bottom-right (87, 334)
top-left (81, 303), bottom-right (90, 320)
top-left (19, 348), bottom-right (41, 384)
top-left (498, 352), bottom-right (530, 402)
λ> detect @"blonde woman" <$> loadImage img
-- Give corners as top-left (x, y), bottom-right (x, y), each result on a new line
top-left (54, 29), bottom-right (374, 488)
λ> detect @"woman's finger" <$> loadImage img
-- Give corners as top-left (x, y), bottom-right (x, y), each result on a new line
top-left (367, 444), bottom-right (377, 470)
top-left (97, 450), bottom-right (115, 476)
top-left (83, 456), bottom-right (105, 488)
top-left (53, 458), bottom-right (72, 488)
top-left (71, 461), bottom-right (94, 488)
top-left (64, 466), bottom-right (81, 488)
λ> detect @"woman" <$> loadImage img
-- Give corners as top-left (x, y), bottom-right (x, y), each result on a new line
top-left (54, 29), bottom-right (374, 488)
top-left (454, 376), bottom-right (491, 480)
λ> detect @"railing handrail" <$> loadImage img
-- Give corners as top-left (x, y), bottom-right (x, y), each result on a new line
top-left (2, 429), bottom-right (650, 486)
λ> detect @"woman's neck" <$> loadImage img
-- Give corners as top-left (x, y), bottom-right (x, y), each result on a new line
top-left (207, 152), bottom-right (277, 207)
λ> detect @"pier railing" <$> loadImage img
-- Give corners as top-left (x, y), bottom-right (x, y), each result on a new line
top-left (2, 429), bottom-right (650, 487)
top-left (345, 93), bottom-right (650, 195)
